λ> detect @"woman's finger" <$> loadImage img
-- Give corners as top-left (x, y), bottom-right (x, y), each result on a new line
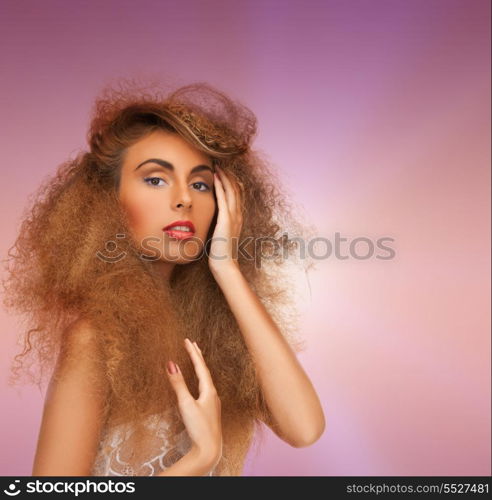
top-left (218, 167), bottom-right (244, 221)
top-left (213, 172), bottom-right (228, 222)
top-left (166, 360), bottom-right (193, 404)
top-left (193, 341), bottom-right (204, 359)
top-left (235, 180), bottom-right (244, 214)
top-left (216, 167), bottom-right (236, 214)
top-left (184, 338), bottom-right (214, 395)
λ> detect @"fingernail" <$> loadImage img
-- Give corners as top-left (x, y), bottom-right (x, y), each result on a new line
top-left (167, 360), bottom-right (177, 375)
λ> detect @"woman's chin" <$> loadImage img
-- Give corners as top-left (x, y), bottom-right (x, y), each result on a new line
top-left (164, 239), bottom-right (205, 262)
top-left (161, 250), bottom-right (204, 265)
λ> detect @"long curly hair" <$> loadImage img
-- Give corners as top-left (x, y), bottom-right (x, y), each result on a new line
top-left (2, 78), bottom-right (317, 476)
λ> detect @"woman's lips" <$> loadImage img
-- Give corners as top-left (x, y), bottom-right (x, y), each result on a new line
top-left (163, 220), bottom-right (196, 240)
top-left (164, 228), bottom-right (195, 240)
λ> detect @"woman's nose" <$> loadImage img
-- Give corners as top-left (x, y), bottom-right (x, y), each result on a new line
top-left (172, 183), bottom-right (192, 209)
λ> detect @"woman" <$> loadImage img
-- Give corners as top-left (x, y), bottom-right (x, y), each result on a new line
top-left (2, 79), bottom-right (325, 476)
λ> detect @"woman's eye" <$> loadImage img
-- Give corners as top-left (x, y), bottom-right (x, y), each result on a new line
top-left (192, 181), bottom-right (211, 192)
top-left (144, 178), bottom-right (210, 191)
top-left (144, 177), bottom-right (166, 187)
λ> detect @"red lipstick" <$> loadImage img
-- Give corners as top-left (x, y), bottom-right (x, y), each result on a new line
top-left (163, 220), bottom-right (196, 240)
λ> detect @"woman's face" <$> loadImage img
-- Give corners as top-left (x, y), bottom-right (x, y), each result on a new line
top-left (118, 129), bottom-right (217, 277)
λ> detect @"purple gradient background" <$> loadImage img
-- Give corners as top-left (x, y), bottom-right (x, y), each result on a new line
top-left (0, 0), bottom-right (490, 476)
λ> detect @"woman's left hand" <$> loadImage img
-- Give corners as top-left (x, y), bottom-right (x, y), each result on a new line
top-left (208, 166), bottom-right (244, 275)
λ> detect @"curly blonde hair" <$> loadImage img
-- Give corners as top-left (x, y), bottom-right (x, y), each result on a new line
top-left (2, 78), bottom-right (317, 475)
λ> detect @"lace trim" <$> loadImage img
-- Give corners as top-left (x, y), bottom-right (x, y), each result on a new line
top-left (91, 413), bottom-right (214, 476)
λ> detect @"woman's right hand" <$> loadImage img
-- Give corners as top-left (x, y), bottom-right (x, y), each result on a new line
top-left (166, 338), bottom-right (222, 470)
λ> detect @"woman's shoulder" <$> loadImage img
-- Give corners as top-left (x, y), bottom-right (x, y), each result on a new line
top-left (56, 316), bottom-right (105, 382)
top-left (62, 316), bottom-right (98, 349)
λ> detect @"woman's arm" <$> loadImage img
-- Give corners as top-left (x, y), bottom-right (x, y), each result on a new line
top-left (212, 265), bottom-right (325, 448)
top-left (210, 166), bottom-right (325, 448)
top-left (32, 319), bottom-right (109, 476)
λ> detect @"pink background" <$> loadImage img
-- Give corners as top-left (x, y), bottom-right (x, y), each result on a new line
top-left (0, 0), bottom-right (490, 476)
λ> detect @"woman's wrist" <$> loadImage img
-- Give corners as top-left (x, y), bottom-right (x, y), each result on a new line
top-left (209, 261), bottom-right (240, 281)
top-left (155, 446), bottom-right (217, 476)
top-left (189, 444), bottom-right (220, 471)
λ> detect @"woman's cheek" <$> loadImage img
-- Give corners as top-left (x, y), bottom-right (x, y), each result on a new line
top-left (199, 203), bottom-right (216, 239)
top-left (125, 200), bottom-right (157, 241)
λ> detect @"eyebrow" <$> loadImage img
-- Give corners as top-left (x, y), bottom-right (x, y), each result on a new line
top-left (134, 158), bottom-right (215, 175)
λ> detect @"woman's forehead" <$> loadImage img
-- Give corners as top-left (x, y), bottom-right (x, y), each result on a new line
top-left (123, 130), bottom-right (211, 170)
